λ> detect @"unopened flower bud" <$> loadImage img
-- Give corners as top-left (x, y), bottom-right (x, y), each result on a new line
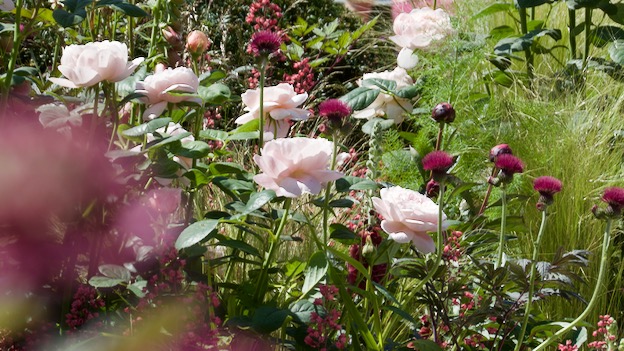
top-left (186, 30), bottom-right (211, 57)
top-left (362, 235), bottom-right (376, 262)
top-left (426, 179), bottom-right (440, 198)
top-left (431, 102), bottom-right (455, 123)
top-left (489, 144), bottom-right (513, 162)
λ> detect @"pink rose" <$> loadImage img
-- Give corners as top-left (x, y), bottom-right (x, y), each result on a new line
top-left (236, 83), bottom-right (310, 140)
top-left (135, 66), bottom-right (201, 120)
top-left (372, 186), bottom-right (450, 253)
top-left (253, 137), bottom-right (344, 198)
top-left (391, 8), bottom-right (453, 69)
top-left (352, 67), bottom-right (414, 124)
top-left (49, 40), bottom-right (144, 88)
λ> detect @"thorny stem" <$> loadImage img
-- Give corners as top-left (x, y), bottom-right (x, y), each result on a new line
top-left (514, 209), bottom-right (548, 351)
top-left (532, 218), bottom-right (612, 351)
top-left (435, 122), bottom-right (445, 151)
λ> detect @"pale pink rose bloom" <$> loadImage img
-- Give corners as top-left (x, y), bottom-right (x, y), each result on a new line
top-left (352, 67), bottom-right (414, 124)
top-left (146, 187), bottom-right (182, 214)
top-left (391, 0), bottom-right (454, 20)
top-left (36, 103), bottom-right (87, 137)
top-left (135, 66), bottom-right (201, 120)
top-left (253, 137), bottom-right (344, 198)
top-left (236, 83), bottom-right (310, 139)
top-left (49, 41), bottom-right (144, 88)
top-left (0, 0), bottom-right (15, 11)
top-left (372, 186), bottom-right (449, 253)
top-left (391, 7), bottom-right (453, 69)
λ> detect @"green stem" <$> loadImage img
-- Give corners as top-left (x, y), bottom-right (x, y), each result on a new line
top-left (406, 184), bottom-right (446, 297)
top-left (518, 8), bottom-right (534, 83)
top-left (1, 0), bottom-right (24, 112)
top-left (147, 0), bottom-right (161, 59)
top-left (495, 185), bottom-right (507, 269)
top-left (569, 9), bottom-right (577, 60)
top-left (583, 8), bottom-right (592, 70)
top-left (514, 209), bottom-right (548, 351)
top-left (254, 198), bottom-right (291, 303)
top-left (322, 138), bottom-right (339, 247)
top-left (258, 59), bottom-right (267, 151)
top-left (532, 219), bottom-right (612, 351)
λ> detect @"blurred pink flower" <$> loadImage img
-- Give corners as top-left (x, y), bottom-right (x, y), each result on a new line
top-left (236, 83), bottom-right (310, 139)
top-left (146, 187), bottom-right (182, 214)
top-left (253, 137), bottom-right (343, 197)
top-left (36, 103), bottom-right (87, 137)
top-left (0, 0), bottom-right (15, 11)
top-left (135, 66), bottom-right (201, 120)
top-left (50, 40), bottom-right (143, 88)
top-left (372, 186), bottom-right (449, 253)
top-left (352, 67), bottom-right (413, 124)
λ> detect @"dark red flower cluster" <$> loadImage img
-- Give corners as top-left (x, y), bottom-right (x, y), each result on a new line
top-left (442, 231), bottom-right (463, 262)
top-left (65, 284), bottom-right (106, 330)
top-left (246, 0), bottom-right (282, 31)
top-left (283, 58), bottom-right (315, 94)
top-left (304, 285), bottom-right (348, 350)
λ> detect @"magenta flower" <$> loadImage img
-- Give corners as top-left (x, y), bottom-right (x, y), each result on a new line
top-left (495, 154), bottom-right (524, 175)
top-left (422, 150), bottom-right (454, 172)
top-left (602, 187), bottom-right (624, 210)
top-left (253, 137), bottom-right (344, 198)
top-left (534, 176), bottom-right (563, 196)
top-left (373, 186), bottom-right (450, 253)
top-left (249, 30), bottom-right (282, 57)
top-left (319, 99), bottom-right (351, 122)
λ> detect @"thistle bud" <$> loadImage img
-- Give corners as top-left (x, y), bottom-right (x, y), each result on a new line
top-left (431, 102), bottom-right (455, 123)
top-left (533, 176), bottom-right (562, 211)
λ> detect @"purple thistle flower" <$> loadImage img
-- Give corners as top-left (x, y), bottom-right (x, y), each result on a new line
top-left (249, 30), bottom-right (282, 57)
top-left (495, 154), bottom-right (524, 175)
top-left (422, 150), bottom-right (454, 172)
top-left (319, 99), bottom-right (351, 122)
top-left (534, 176), bottom-right (562, 210)
top-left (602, 187), bottom-right (624, 208)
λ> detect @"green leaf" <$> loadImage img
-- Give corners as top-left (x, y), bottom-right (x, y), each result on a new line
top-left (88, 276), bottom-right (125, 288)
top-left (199, 129), bottom-right (228, 141)
top-left (361, 118), bottom-right (395, 134)
top-left (226, 131), bottom-right (259, 141)
top-left (290, 300), bottom-right (316, 323)
top-left (590, 25), bottom-right (624, 47)
top-left (471, 3), bottom-right (515, 20)
top-left (198, 83), bottom-right (230, 105)
top-left (382, 305), bottom-right (417, 325)
top-left (252, 306), bottom-right (290, 334)
top-left (98, 264), bottom-right (131, 280)
top-left (335, 176), bottom-right (378, 192)
top-left (339, 86), bottom-right (380, 111)
top-left (489, 25), bottom-right (516, 40)
top-left (610, 40), bottom-right (624, 65)
top-left (183, 169), bottom-right (211, 187)
top-left (199, 70), bottom-right (226, 85)
top-left (494, 29), bottom-right (562, 56)
top-left (240, 190), bottom-right (276, 215)
top-left (209, 162), bottom-right (246, 176)
top-left (395, 84), bottom-right (421, 99)
top-left (515, 0), bottom-right (554, 9)
top-left (52, 8), bottom-right (87, 27)
top-left (144, 131), bottom-right (192, 150)
top-left (175, 219), bottom-right (220, 249)
top-left (127, 280), bottom-right (147, 298)
top-left (174, 140), bottom-right (211, 159)
top-left (328, 198), bottom-right (354, 208)
top-left (329, 223), bottom-right (358, 243)
top-left (218, 239), bottom-right (261, 258)
top-left (96, 0), bottom-right (148, 16)
top-left (122, 118), bottom-right (172, 137)
top-left (361, 78), bottom-right (397, 92)
top-left (327, 246), bottom-right (370, 281)
top-left (119, 92), bottom-right (146, 106)
top-left (301, 251), bottom-right (328, 297)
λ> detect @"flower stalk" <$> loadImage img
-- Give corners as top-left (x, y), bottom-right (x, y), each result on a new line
top-left (515, 209), bottom-right (548, 350)
top-left (532, 218), bottom-right (612, 351)
top-left (258, 59), bottom-right (267, 150)
top-left (495, 185), bottom-right (507, 269)
top-left (1, 0), bottom-right (24, 112)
